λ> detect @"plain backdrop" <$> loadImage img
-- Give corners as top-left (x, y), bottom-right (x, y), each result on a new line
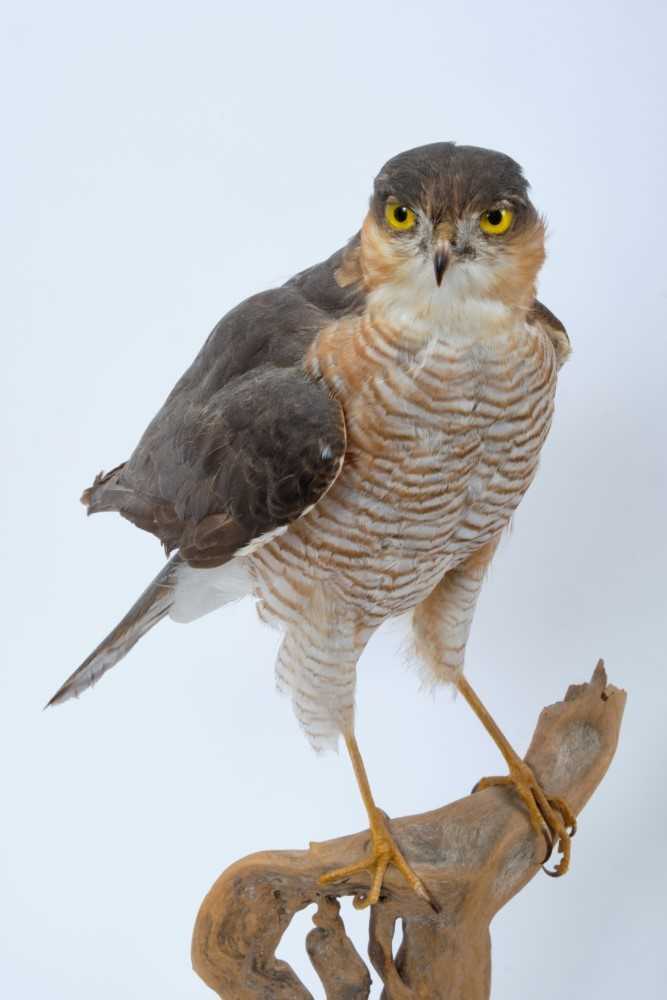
top-left (2, 2), bottom-right (666, 997)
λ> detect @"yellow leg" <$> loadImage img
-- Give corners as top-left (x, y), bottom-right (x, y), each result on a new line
top-left (457, 675), bottom-right (576, 876)
top-left (319, 732), bottom-right (439, 911)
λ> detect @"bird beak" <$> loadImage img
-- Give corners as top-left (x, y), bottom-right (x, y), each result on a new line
top-left (433, 243), bottom-right (450, 287)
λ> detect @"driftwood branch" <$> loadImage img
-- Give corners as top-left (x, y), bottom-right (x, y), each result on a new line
top-left (192, 662), bottom-right (625, 999)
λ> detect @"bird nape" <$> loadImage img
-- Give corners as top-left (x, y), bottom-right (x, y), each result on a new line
top-left (49, 142), bottom-right (573, 909)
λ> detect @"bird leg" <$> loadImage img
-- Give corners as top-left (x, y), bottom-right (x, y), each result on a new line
top-left (319, 732), bottom-right (438, 911)
top-left (457, 675), bottom-right (576, 876)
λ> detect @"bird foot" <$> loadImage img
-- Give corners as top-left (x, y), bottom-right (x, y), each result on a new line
top-left (319, 808), bottom-right (439, 911)
top-left (474, 762), bottom-right (577, 876)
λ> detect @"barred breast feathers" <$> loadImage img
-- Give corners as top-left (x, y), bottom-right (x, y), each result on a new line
top-left (247, 208), bottom-right (565, 752)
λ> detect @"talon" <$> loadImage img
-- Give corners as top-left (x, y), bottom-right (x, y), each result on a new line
top-left (543, 842), bottom-right (570, 878)
top-left (472, 765), bottom-right (576, 877)
top-left (419, 884), bottom-right (442, 914)
top-left (549, 796), bottom-right (577, 837)
top-left (539, 824), bottom-right (555, 865)
top-left (319, 809), bottom-right (435, 910)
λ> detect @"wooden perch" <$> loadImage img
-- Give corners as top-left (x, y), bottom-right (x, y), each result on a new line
top-left (192, 662), bottom-right (625, 999)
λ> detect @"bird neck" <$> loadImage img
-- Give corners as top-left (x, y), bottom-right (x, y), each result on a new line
top-left (365, 280), bottom-right (522, 354)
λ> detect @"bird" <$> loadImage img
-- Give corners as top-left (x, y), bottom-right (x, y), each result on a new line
top-left (48, 142), bottom-right (574, 910)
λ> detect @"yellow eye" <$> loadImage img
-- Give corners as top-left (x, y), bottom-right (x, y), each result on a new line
top-left (385, 202), bottom-right (416, 231)
top-left (480, 207), bottom-right (514, 235)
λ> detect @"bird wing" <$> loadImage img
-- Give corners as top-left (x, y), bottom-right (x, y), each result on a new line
top-left (83, 283), bottom-right (353, 568)
top-left (51, 362), bottom-right (347, 706)
top-left (46, 257), bottom-right (361, 708)
top-left (527, 299), bottom-right (570, 368)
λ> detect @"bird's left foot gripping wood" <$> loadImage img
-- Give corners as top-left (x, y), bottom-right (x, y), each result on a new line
top-left (473, 769), bottom-right (576, 876)
top-left (458, 674), bottom-right (577, 876)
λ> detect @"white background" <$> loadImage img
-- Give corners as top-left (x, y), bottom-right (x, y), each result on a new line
top-left (2, 2), bottom-right (666, 997)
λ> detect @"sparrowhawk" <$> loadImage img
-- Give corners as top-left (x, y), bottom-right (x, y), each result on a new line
top-left (49, 143), bottom-right (574, 908)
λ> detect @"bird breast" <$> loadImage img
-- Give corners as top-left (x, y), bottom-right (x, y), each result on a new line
top-left (249, 304), bottom-right (557, 625)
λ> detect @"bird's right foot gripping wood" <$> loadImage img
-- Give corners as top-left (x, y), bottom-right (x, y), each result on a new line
top-left (318, 732), bottom-right (439, 912)
top-left (319, 806), bottom-right (438, 911)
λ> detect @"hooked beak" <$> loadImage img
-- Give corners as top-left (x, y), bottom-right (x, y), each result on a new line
top-left (433, 243), bottom-right (450, 286)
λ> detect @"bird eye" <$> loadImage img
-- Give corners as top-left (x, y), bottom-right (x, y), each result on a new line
top-left (385, 202), bottom-right (417, 231)
top-left (479, 208), bottom-right (513, 235)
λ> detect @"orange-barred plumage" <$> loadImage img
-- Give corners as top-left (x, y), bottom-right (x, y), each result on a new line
top-left (249, 302), bottom-right (558, 750)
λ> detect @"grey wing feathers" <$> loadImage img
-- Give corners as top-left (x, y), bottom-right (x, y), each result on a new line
top-left (84, 365), bottom-right (347, 568)
top-left (528, 299), bottom-right (570, 368)
top-left (47, 556), bottom-right (182, 707)
top-left (50, 251), bottom-right (361, 707)
top-left (82, 267), bottom-right (358, 568)
top-left (286, 234), bottom-right (364, 315)
top-left (51, 359), bottom-right (348, 702)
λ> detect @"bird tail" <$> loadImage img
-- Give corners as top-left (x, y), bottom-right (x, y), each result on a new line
top-left (46, 554), bottom-right (183, 708)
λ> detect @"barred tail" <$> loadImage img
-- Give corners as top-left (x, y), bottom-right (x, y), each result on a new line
top-left (46, 555), bottom-right (182, 707)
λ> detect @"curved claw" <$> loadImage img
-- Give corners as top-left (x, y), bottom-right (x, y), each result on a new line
top-left (543, 840), bottom-right (570, 878)
top-left (541, 799), bottom-right (574, 877)
top-left (472, 768), bottom-right (576, 877)
top-left (549, 796), bottom-right (577, 837)
top-left (539, 824), bottom-right (555, 866)
top-left (319, 809), bottom-right (439, 912)
top-left (353, 849), bottom-right (389, 910)
top-left (353, 888), bottom-right (376, 910)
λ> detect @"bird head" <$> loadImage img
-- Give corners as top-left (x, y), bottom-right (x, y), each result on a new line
top-left (357, 143), bottom-right (546, 325)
